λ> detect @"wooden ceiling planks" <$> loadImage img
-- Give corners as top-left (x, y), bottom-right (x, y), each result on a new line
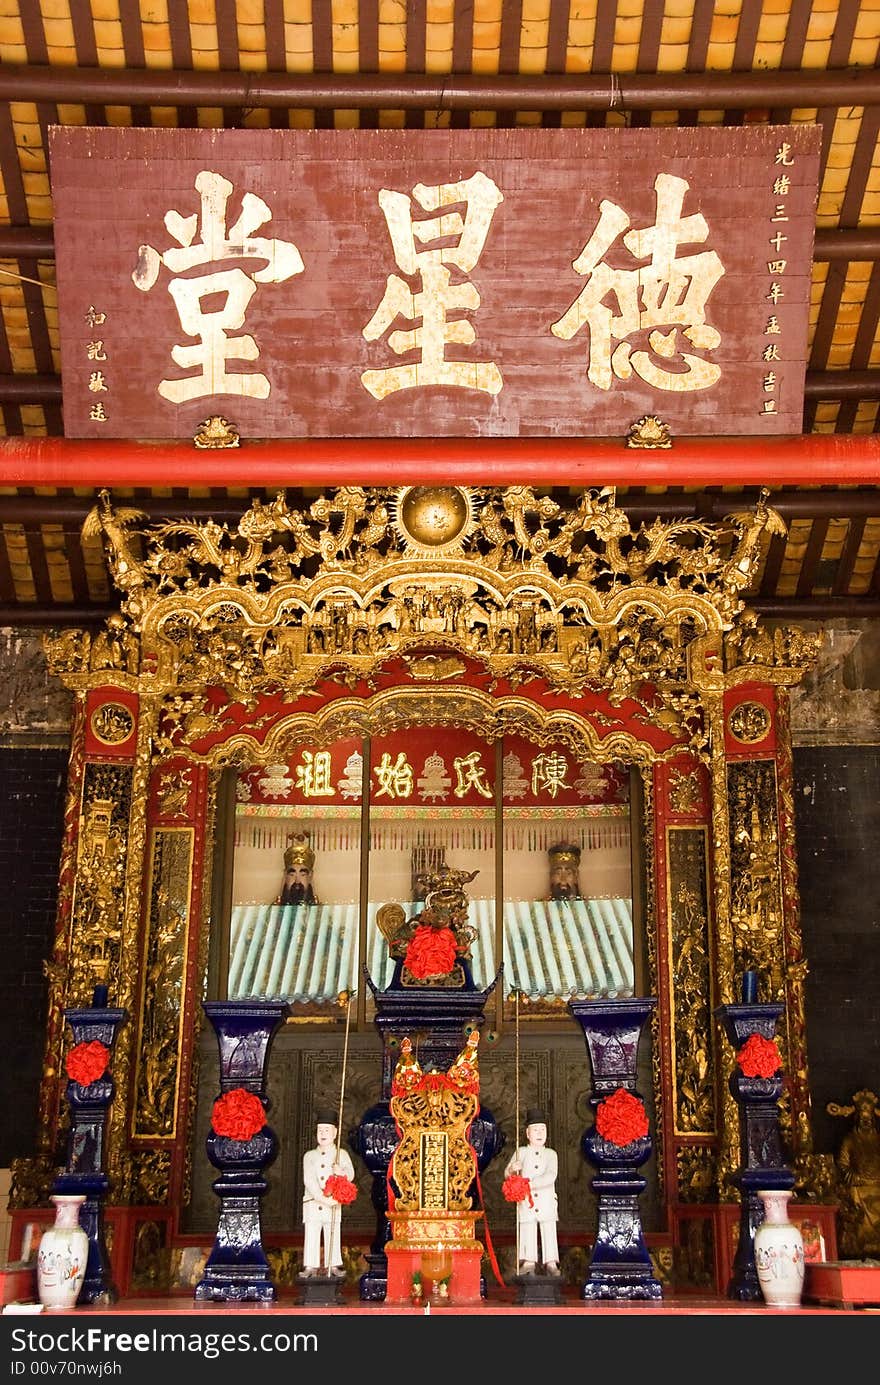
top-left (0, 2), bottom-right (877, 618)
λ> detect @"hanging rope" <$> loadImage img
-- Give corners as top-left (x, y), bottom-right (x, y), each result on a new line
top-left (337, 989), bottom-right (354, 1145)
top-left (328, 989), bottom-right (355, 1262)
top-left (515, 989), bottom-right (521, 1277)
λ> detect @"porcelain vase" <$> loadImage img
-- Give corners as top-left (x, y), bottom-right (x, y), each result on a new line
top-left (37, 1195), bottom-right (89, 1310)
top-left (754, 1189), bottom-right (805, 1308)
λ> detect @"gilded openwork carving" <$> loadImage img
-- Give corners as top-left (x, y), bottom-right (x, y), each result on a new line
top-left (47, 485), bottom-right (788, 730)
top-left (727, 700), bottom-right (772, 745)
top-left (668, 827), bottom-right (715, 1139)
top-left (69, 773), bottom-right (132, 1003)
top-left (89, 701), bottom-right (135, 746)
top-left (133, 828), bottom-right (194, 1139)
top-left (728, 760), bottom-right (784, 994)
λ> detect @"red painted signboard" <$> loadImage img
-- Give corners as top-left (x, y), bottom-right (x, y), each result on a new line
top-left (49, 125), bottom-right (820, 440)
top-left (234, 730), bottom-right (629, 810)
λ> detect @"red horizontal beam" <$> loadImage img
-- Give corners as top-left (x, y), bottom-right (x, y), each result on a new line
top-left (0, 434), bottom-right (879, 488)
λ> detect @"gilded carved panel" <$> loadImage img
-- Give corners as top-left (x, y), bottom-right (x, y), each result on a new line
top-left (667, 826), bottom-right (715, 1140)
top-left (727, 759), bottom-right (784, 997)
top-left (69, 765), bottom-right (132, 1004)
top-left (133, 827), bottom-right (193, 1139)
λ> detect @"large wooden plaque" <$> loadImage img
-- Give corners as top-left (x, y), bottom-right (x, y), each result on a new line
top-left (49, 125), bottom-right (820, 440)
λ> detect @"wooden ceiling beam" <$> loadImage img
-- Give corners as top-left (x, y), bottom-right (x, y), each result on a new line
top-left (0, 226), bottom-right (872, 262)
top-left (804, 371), bottom-right (880, 399)
top-left (0, 227), bottom-right (54, 256)
top-left (0, 65), bottom-right (878, 112)
top-left (2, 368), bottom-right (877, 407)
top-left (3, 489), bottom-right (880, 526)
top-left (0, 375), bottom-right (61, 402)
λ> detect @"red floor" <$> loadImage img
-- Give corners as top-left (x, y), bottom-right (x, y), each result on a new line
top-left (12, 1288), bottom-right (871, 1315)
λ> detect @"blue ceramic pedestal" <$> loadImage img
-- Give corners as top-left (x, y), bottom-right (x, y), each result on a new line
top-left (195, 1000), bottom-right (289, 1303)
top-left (715, 1000), bottom-right (794, 1301)
top-left (569, 997), bottom-right (662, 1301)
top-left (53, 986), bottom-right (127, 1307)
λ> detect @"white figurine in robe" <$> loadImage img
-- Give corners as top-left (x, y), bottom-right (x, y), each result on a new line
top-left (301, 1109), bottom-right (355, 1277)
top-left (503, 1107), bottom-right (560, 1276)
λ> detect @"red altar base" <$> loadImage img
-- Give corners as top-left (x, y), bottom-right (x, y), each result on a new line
top-left (385, 1210), bottom-right (483, 1306)
top-left (804, 1261), bottom-right (880, 1310)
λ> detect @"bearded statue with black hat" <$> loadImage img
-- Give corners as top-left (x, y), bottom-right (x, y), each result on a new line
top-left (503, 1107), bottom-right (560, 1277)
top-left (547, 842), bottom-right (582, 902)
top-left (301, 1107), bottom-right (356, 1278)
top-left (277, 831), bottom-right (319, 907)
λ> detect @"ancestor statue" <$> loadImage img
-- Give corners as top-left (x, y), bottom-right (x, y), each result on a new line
top-left (828, 1088), bottom-right (880, 1258)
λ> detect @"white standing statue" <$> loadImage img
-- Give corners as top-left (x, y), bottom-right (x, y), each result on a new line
top-left (504, 1107), bottom-right (560, 1276)
top-left (301, 1108), bottom-right (356, 1278)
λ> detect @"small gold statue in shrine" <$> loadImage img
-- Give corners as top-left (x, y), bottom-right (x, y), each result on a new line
top-left (378, 862), bottom-right (479, 988)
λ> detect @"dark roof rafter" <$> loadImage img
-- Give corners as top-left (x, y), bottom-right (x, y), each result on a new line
top-left (0, 63), bottom-right (878, 112)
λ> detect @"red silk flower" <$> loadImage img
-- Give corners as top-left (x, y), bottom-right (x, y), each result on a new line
top-left (211, 1087), bottom-right (266, 1141)
top-left (595, 1087), bottom-right (650, 1147)
top-left (738, 1033), bottom-right (782, 1078)
top-left (65, 1040), bottom-right (110, 1087)
top-left (404, 924), bottom-right (458, 979)
top-left (324, 1174), bottom-right (358, 1205)
top-left (502, 1174), bottom-right (533, 1206)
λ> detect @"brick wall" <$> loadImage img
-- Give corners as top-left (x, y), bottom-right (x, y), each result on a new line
top-left (0, 748), bottom-right (67, 1167)
top-left (793, 744), bottom-right (880, 1153)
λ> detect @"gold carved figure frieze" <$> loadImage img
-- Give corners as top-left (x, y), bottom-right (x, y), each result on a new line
top-left (668, 827), bottom-right (715, 1136)
top-left (133, 828), bottom-right (193, 1139)
top-left (728, 761), bottom-right (784, 997)
top-left (724, 614), bottom-right (823, 677)
top-left (58, 485), bottom-right (802, 730)
top-left (70, 774), bottom-right (131, 1002)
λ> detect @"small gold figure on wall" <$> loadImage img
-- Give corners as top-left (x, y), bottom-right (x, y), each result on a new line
top-left (828, 1088), bottom-right (880, 1259)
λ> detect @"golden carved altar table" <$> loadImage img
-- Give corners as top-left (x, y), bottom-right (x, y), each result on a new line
top-left (384, 1034), bottom-right (485, 1305)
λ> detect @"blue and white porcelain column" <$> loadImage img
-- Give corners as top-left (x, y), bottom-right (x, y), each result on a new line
top-left (569, 997), bottom-right (662, 1301)
top-left (715, 981), bottom-right (794, 1301)
top-left (52, 985), bottom-right (128, 1306)
top-left (195, 1000), bottom-right (289, 1303)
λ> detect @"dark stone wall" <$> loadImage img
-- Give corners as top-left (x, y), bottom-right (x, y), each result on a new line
top-left (793, 745), bottom-right (880, 1154)
top-left (0, 747), bottom-right (67, 1166)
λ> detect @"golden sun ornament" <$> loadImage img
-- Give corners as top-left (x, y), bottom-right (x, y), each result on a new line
top-left (391, 486), bottom-right (476, 557)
